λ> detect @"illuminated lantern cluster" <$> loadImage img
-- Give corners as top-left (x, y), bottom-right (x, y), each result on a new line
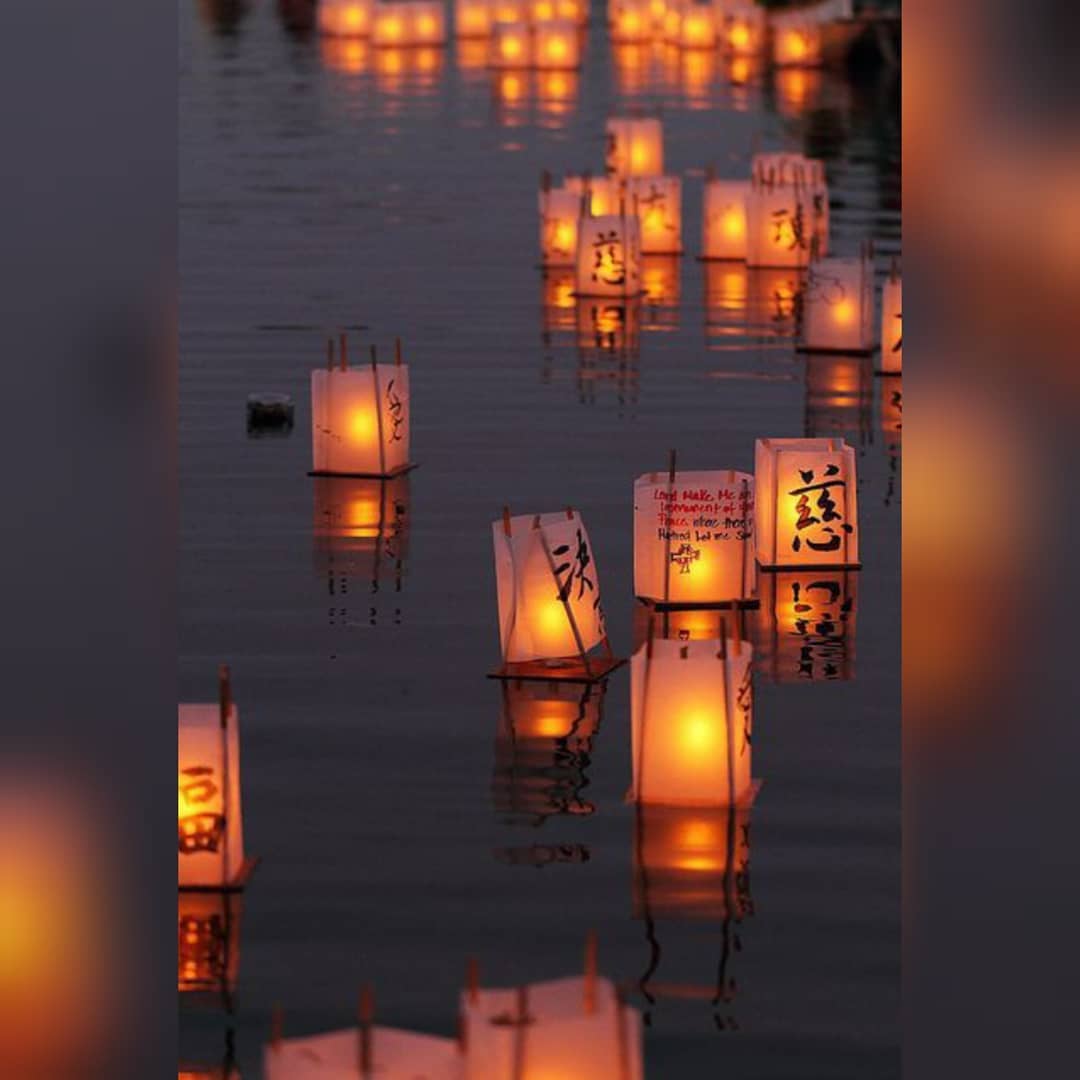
top-left (754, 437), bottom-right (860, 569)
top-left (310, 336), bottom-right (412, 479)
top-left (564, 172), bottom-right (619, 215)
top-left (178, 891), bottom-right (243, 1001)
top-left (799, 244), bottom-right (875, 353)
top-left (490, 20), bottom-right (581, 68)
top-left (630, 635), bottom-right (756, 808)
top-left (371, 1), bottom-right (447, 47)
top-left (701, 178), bottom-right (750, 260)
top-left (605, 116), bottom-right (664, 178)
top-left (575, 209), bottom-right (643, 298)
top-left (633, 465), bottom-right (756, 606)
top-left (456, 0), bottom-right (587, 37)
top-left (318, 0), bottom-right (375, 37)
top-left (538, 179), bottom-right (582, 266)
top-left (455, 0), bottom-right (494, 37)
top-left (880, 263), bottom-right (902, 373)
top-left (745, 152), bottom-right (829, 268)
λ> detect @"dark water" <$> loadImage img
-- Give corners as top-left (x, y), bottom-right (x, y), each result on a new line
top-left (180, 2), bottom-right (900, 1075)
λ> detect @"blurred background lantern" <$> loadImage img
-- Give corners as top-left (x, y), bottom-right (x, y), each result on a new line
top-left (633, 462), bottom-right (756, 607)
top-left (803, 353), bottom-right (872, 440)
top-left (491, 508), bottom-right (621, 680)
top-left (371, 1), bottom-right (447, 47)
top-left (565, 173), bottom-right (620, 216)
top-left (628, 175), bottom-right (682, 254)
top-left (310, 337), bottom-right (412, 478)
top-left (492, 679), bottom-right (605, 825)
top-left (320, 33), bottom-right (371, 73)
top-left (669, 2), bottom-right (717, 50)
top-left (751, 568), bottom-right (857, 682)
top-left (771, 15), bottom-right (823, 68)
top-left (491, 0), bottom-right (528, 25)
top-left (179, 667), bottom-right (251, 891)
top-left (575, 211), bottom-right (642, 298)
top-left (609, 0), bottom-right (652, 44)
top-left (576, 297), bottom-right (642, 357)
top-left (605, 116), bottom-right (664, 178)
top-left (318, 0), bottom-right (374, 37)
top-left (754, 437), bottom-right (860, 569)
top-left (490, 21), bottom-right (531, 67)
top-left (880, 264), bottom-right (902, 373)
top-left (177, 890), bottom-right (243, 1009)
top-left (455, 0), bottom-right (493, 38)
top-left (534, 21), bottom-right (581, 69)
top-left (701, 178), bottom-right (749, 261)
top-left (461, 965), bottom-right (644, 1080)
top-left (721, 0), bottom-right (765, 56)
top-left (799, 246), bottom-right (875, 353)
top-left (630, 634), bottom-right (757, 808)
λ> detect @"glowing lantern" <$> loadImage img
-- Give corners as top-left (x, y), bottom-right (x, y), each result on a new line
top-left (372, 1), bottom-right (446, 47)
top-left (771, 17), bottom-right (823, 67)
top-left (701, 178), bottom-right (749, 260)
top-left (455, 0), bottom-right (493, 38)
top-left (538, 180), bottom-right (581, 267)
top-left (670, 4), bottom-right (717, 49)
top-left (799, 248), bottom-right (875, 354)
top-left (628, 175), bottom-right (682, 254)
top-left (633, 463), bottom-right (756, 606)
top-left (754, 437), bottom-right (860, 569)
top-left (575, 211), bottom-right (643, 298)
top-left (630, 635), bottom-right (756, 807)
top-left (632, 803), bottom-right (752, 920)
top-left (555, 0), bottom-right (586, 24)
top-left (310, 337), bottom-right (412, 478)
top-left (721, 3), bottom-right (765, 55)
top-left (461, 970), bottom-right (644, 1080)
top-left (177, 890), bottom-right (243, 1002)
top-left (576, 297), bottom-right (641, 356)
top-left (804, 353), bottom-right (872, 439)
top-left (535, 21), bottom-right (580, 69)
top-left (565, 173), bottom-right (620, 216)
top-left (751, 568), bottom-right (857, 681)
top-left (880, 265), bottom-right (902, 373)
top-left (537, 69), bottom-right (579, 117)
top-left (491, 0), bottom-right (527, 24)
top-left (880, 374), bottom-right (902, 449)
top-left (491, 508), bottom-right (621, 680)
top-left (745, 152), bottom-right (828, 267)
top-left (179, 667), bottom-right (250, 891)
top-left (490, 21), bottom-right (531, 67)
top-left (605, 116), bottom-right (664, 178)
top-left (320, 35), bottom-right (371, 73)
top-left (318, 0), bottom-right (375, 37)
top-left (609, 0), bottom-right (652, 43)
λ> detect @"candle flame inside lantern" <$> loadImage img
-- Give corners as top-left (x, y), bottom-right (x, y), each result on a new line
top-left (555, 221), bottom-right (574, 250)
top-left (381, 16), bottom-right (403, 40)
top-left (417, 13), bottom-right (437, 36)
top-left (723, 209), bottom-right (745, 239)
top-left (622, 12), bottom-right (641, 35)
top-left (680, 711), bottom-right (718, 754)
top-left (546, 37), bottom-right (568, 62)
top-left (345, 5), bottom-right (367, 31)
top-left (349, 409), bottom-right (379, 445)
top-left (832, 297), bottom-right (855, 325)
top-left (729, 23), bottom-right (750, 49)
top-left (785, 31), bottom-right (807, 60)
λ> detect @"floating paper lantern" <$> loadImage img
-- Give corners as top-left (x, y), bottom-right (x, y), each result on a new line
top-left (490, 21), bottom-right (531, 67)
top-left (177, 890), bottom-right (243, 1001)
top-left (701, 178), bottom-right (750, 261)
top-left (535, 20), bottom-right (580, 69)
top-left (178, 668), bottom-right (250, 891)
top-left (491, 508), bottom-right (620, 680)
top-left (371, 1), bottom-right (447, 47)
top-left (537, 69), bottom-right (579, 117)
top-left (721, 2), bottom-right (765, 55)
top-left (455, 0), bottom-right (493, 37)
top-left (565, 173), bottom-right (620, 216)
top-left (771, 16), bottom-right (823, 67)
top-left (609, 0), bottom-right (652, 43)
top-left (628, 175), bottom-right (682, 254)
top-left (754, 437), bottom-right (860, 569)
top-left (745, 152), bottom-right (828, 267)
top-left (320, 34), bottom-right (371, 72)
top-left (751, 568), bottom-right (857, 681)
top-left (319, 0), bottom-right (375, 36)
top-left (605, 116), bottom-right (664, 178)
top-left (668, 3), bottom-right (717, 49)
top-left (575, 211), bottom-right (643, 298)
top-left (630, 635), bottom-right (755, 808)
top-left (538, 180), bottom-right (581, 267)
top-left (310, 337), bottom-right (412, 478)
top-left (804, 353), bottom-right (872, 439)
top-left (880, 266), bottom-right (902, 373)
top-left (634, 464), bottom-right (755, 606)
top-left (576, 297), bottom-right (642, 356)
top-left (541, 269), bottom-right (578, 333)
top-left (491, 0), bottom-right (528, 24)
top-left (632, 803), bottom-right (752, 920)
top-left (462, 972), bottom-right (644, 1080)
top-left (800, 248), bottom-right (875, 353)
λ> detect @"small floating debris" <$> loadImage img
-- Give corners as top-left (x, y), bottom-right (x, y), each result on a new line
top-left (246, 392), bottom-right (295, 435)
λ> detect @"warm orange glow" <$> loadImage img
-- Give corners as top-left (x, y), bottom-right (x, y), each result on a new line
top-left (377, 15), bottom-right (403, 41)
top-left (546, 37), bottom-right (568, 62)
top-left (501, 36), bottom-right (524, 60)
top-left (533, 0), bottom-right (556, 18)
top-left (417, 13), bottom-right (437, 36)
top-left (346, 495), bottom-right (383, 537)
top-left (679, 711), bottom-right (717, 754)
top-left (630, 143), bottom-right (647, 171)
top-left (539, 70), bottom-right (574, 101)
top-left (499, 72), bottom-right (524, 101)
top-left (832, 298), bottom-right (855, 325)
top-left (729, 23), bottom-right (750, 49)
top-left (555, 221), bottom-right (574, 250)
top-left (321, 37), bottom-right (370, 73)
top-left (621, 12), bottom-right (641, 35)
top-left (348, 408), bottom-right (378, 445)
top-left (730, 55), bottom-right (751, 83)
top-left (784, 31), bottom-right (806, 59)
top-left (723, 209), bottom-right (744, 239)
top-left (457, 5), bottom-right (490, 35)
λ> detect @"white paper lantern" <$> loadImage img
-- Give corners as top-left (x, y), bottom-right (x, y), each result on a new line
top-left (565, 173), bottom-right (620, 216)
top-left (701, 178), bottom-right (750, 260)
top-left (628, 175), bottom-right (682, 254)
top-left (800, 249), bottom-right (874, 353)
top-left (667, 3), bottom-right (718, 49)
top-left (880, 268), bottom-right (902, 373)
top-left (372, 1), bottom-right (447, 47)
top-left (605, 116), bottom-right (664, 178)
top-left (265, 1025), bottom-right (460, 1080)
top-left (720, 0), bottom-right (765, 55)
top-left (575, 212), bottom-right (643, 298)
top-left (745, 152), bottom-right (828, 267)
top-left (491, 0), bottom-right (528, 24)
top-left (633, 468), bottom-right (755, 606)
top-left (319, 0), bottom-right (376, 37)
top-left (609, 0), bottom-right (652, 42)
top-left (538, 184), bottom-right (581, 267)
top-left (490, 21), bottom-right (531, 66)
top-left (771, 15), bottom-right (824, 67)
top-left (754, 437), bottom-right (860, 568)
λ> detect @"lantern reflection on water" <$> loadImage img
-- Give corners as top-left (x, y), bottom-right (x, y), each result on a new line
top-left (605, 116), bottom-right (664, 178)
top-left (880, 267), bottom-right (902, 373)
top-left (320, 34), bottom-right (371, 73)
top-left (880, 374), bottom-right (902, 449)
top-left (177, 890), bottom-right (243, 1005)
top-left (534, 20), bottom-right (581, 69)
top-left (179, 668), bottom-right (250, 891)
top-left (721, 2), bottom-right (765, 56)
top-left (318, 0), bottom-right (374, 37)
top-left (493, 680), bottom-right (605, 825)
top-left (541, 268), bottom-right (577, 334)
top-left (627, 174), bottom-right (682, 254)
top-left (630, 636), bottom-right (756, 808)
top-left (576, 296), bottom-right (642, 357)
top-left (755, 437), bottom-right (859, 569)
top-left (634, 466), bottom-right (756, 607)
top-left (640, 254), bottom-right (680, 331)
top-left (632, 602), bottom-right (737, 650)
top-left (575, 211), bottom-right (643, 298)
top-left (491, 508), bottom-right (620, 680)
top-left (701, 178), bottom-right (749, 261)
top-left (800, 247), bottom-right (875, 354)
top-left (751, 568), bottom-right (857, 681)
top-left (490, 21), bottom-right (531, 67)
top-left (704, 264), bottom-right (804, 343)
top-left (804, 353), bottom-right (872, 440)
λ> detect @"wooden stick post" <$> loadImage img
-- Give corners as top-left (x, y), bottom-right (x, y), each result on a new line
top-left (583, 929), bottom-right (598, 1015)
top-left (395, 337), bottom-right (403, 367)
top-left (467, 956), bottom-right (480, 1004)
top-left (358, 984), bottom-right (374, 1079)
top-left (340, 332), bottom-right (348, 372)
top-left (270, 1004), bottom-right (284, 1051)
top-left (370, 345), bottom-right (387, 476)
top-left (327, 337), bottom-right (334, 371)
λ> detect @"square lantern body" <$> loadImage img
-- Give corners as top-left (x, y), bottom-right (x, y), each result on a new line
top-left (492, 510), bottom-right (608, 667)
top-left (746, 179), bottom-right (816, 269)
top-left (749, 151), bottom-right (829, 260)
top-left (575, 213), bottom-right (643, 298)
top-left (722, 2), bottom-right (766, 55)
top-left (630, 637), bottom-right (755, 808)
top-left (576, 296), bottom-right (642, 356)
top-left (605, 117), bottom-right (664, 178)
top-left (178, 704), bottom-right (244, 889)
top-left (554, 0), bottom-right (587, 24)
top-left (632, 803), bottom-right (753, 920)
top-left (491, 21), bottom-right (532, 67)
top-left (633, 469), bottom-right (756, 606)
top-left (880, 273), bottom-right (902, 373)
top-left (491, 0), bottom-right (528, 24)
top-left (177, 890), bottom-right (243, 997)
top-left (804, 353), bottom-right (872, 439)
top-left (671, 4), bottom-right (717, 49)
top-left (751, 568), bottom-right (857, 682)
top-left (264, 1026), bottom-right (460, 1080)
top-left (771, 16), bottom-right (824, 67)
top-left (800, 255), bottom-right (875, 353)
top-left (539, 187), bottom-right (581, 267)
top-left (534, 21), bottom-right (581, 69)
top-left (318, 0), bottom-right (375, 37)
top-left (310, 365), bottom-right (410, 477)
top-left (754, 437), bottom-right (860, 568)
top-left (461, 975), bottom-right (644, 1080)
top-left (628, 175), bottom-right (682, 254)
top-left (702, 179), bottom-right (750, 260)
top-left (565, 174), bottom-right (620, 216)
top-left (610, 0), bottom-right (653, 43)
top-left (455, 0), bottom-right (494, 38)
top-left (372, 2), bottom-right (447, 47)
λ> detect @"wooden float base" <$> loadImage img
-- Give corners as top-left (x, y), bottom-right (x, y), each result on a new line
top-left (625, 778), bottom-right (763, 809)
top-left (757, 561), bottom-right (862, 572)
top-left (488, 656), bottom-right (626, 684)
top-left (796, 345), bottom-right (875, 357)
top-left (636, 596), bottom-right (760, 612)
top-left (307, 463), bottom-right (418, 480)
top-left (179, 855), bottom-right (260, 895)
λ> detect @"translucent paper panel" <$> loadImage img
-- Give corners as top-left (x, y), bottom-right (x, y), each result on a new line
top-left (628, 175), bottom-right (682, 254)
top-left (702, 179), bottom-right (749, 260)
top-left (771, 20), bottom-right (824, 67)
top-left (371, 2), bottom-right (446, 47)
top-left (630, 637), bottom-right (754, 807)
top-left (633, 469), bottom-right (755, 605)
top-left (881, 273), bottom-right (902, 372)
top-left (801, 255), bottom-right (875, 352)
top-left (492, 510), bottom-right (607, 663)
top-left (575, 213), bottom-right (642, 298)
top-left (318, 0), bottom-right (375, 37)
top-left (491, 22), bottom-right (531, 68)
top-left (605, 117), bottom-right (664, 178)
top-left (538, 188), bottom-right (580, 266)
top-left (455, 0), bottom-right (493, 38)
top-left (264, 1027), bottom-right (460, 1080)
